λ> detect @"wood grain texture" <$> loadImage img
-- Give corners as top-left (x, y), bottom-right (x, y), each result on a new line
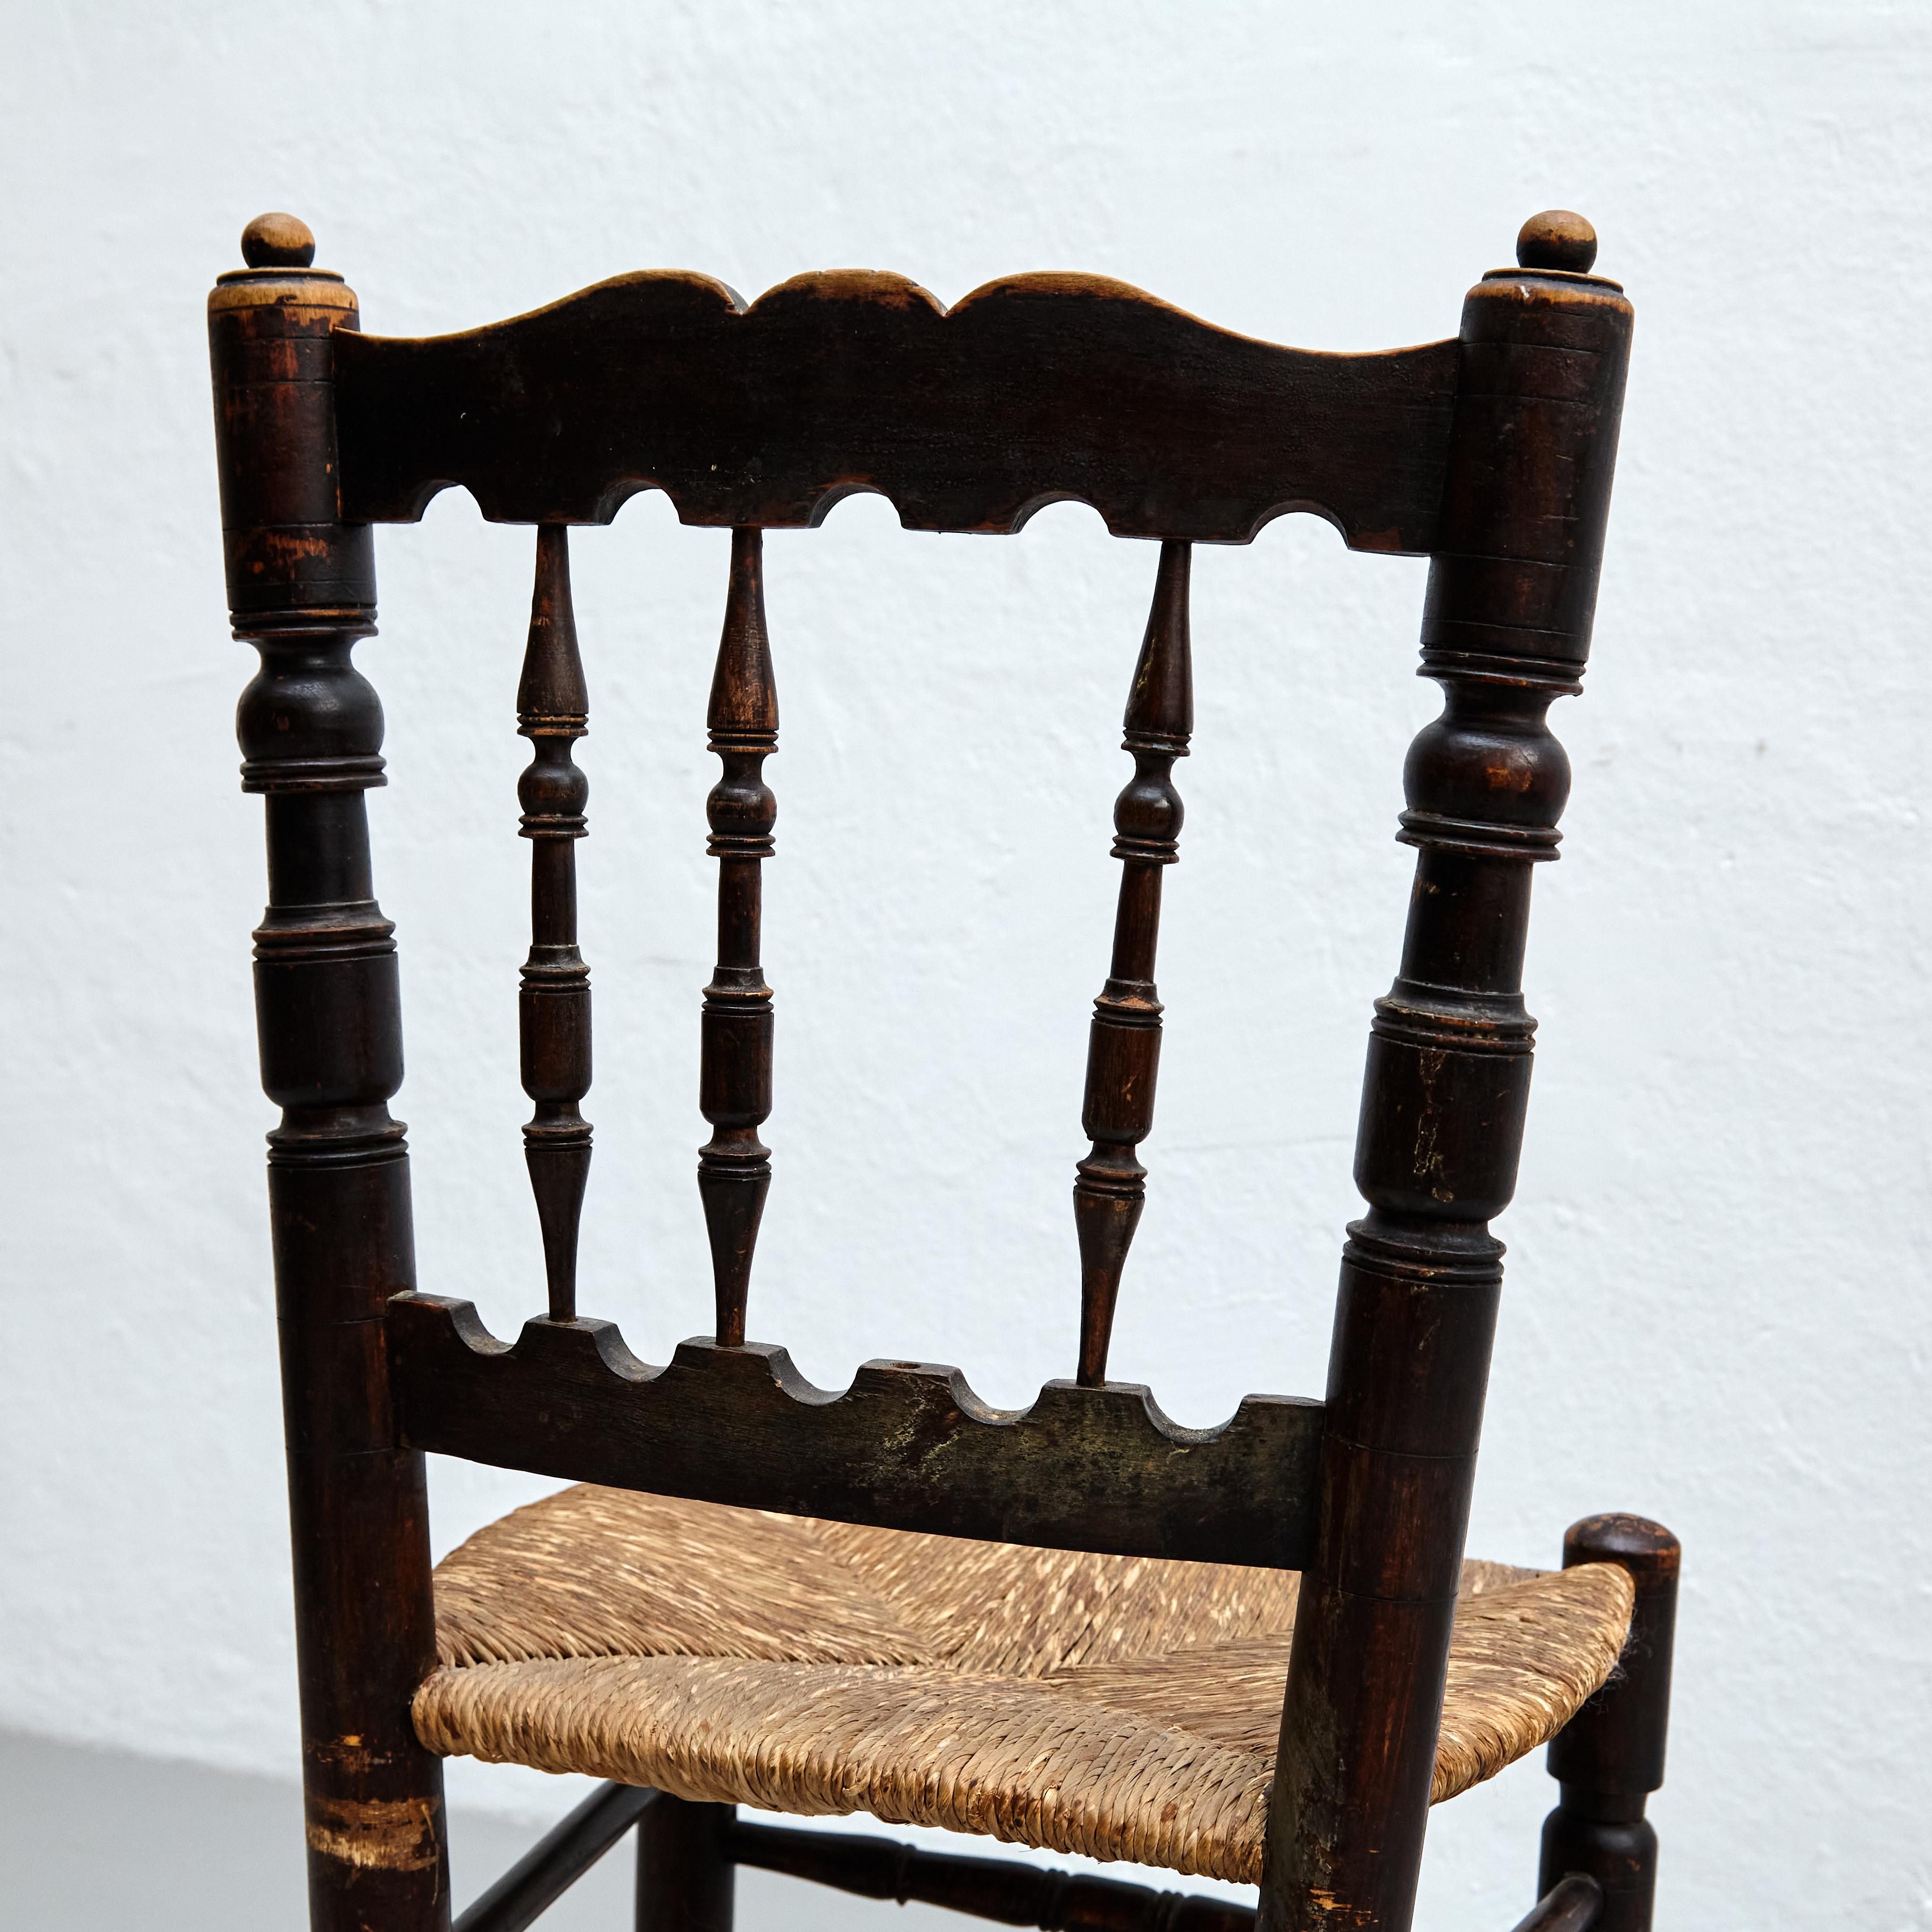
top-left (387, 1294), bottom-right (1323, 1568)
top-left (209, 247), bottom-right (370, 621)
top-left (333, 271), bottom-right (1458, 548)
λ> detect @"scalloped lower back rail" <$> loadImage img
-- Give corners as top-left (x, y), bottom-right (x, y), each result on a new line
top-left (388, 1294), bottom-right (1325, 1569)
top-left (334, 270), bottom-right (1459, 551)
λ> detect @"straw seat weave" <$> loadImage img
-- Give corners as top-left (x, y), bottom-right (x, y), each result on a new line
top-left (415, 1486), bottom-right (1635, 1886)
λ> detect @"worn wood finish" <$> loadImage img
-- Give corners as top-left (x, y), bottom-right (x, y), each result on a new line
top-left (636, 1797), bottom-right (735, 1932)
top-left (1074, 539), bottom-right (1192, 1384)
top-left (698, 528), bottom-right (778, 1346)
top-left (1261, 216), bottom-right (1635, 1932)
top-left (517, 524), bottom-right (593, 1321)
top-left (1538, 1517), bottom-right (1679, 1932)
top-left (453, 1781), bottom-right (658, 1932)
top-left (332, 272), bottom-right (1460, 549)
top-left (388, 1294), bottom-right (1323, 1567)
top-left (729, 1817), bottom-right (1256, 1931)
top-left (210, 212), bottom-right (450, 1929)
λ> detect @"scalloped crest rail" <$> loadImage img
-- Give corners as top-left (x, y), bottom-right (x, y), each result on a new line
top-left (332, 270), bottom-right (1461, 547)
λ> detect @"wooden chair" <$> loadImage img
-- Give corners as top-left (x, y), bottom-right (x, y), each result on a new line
top-left (207, 207), bottom-right (1676, 1932)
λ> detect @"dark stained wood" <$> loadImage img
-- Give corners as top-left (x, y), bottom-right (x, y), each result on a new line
top-left (332, 272), bottom-right (1460, 549)
top-left (213, 211), bottom-right (1651, 1932)
top-left (1539, 1517), bottom-right (1679, 1932)
top-left (636, 1797), bottom-right (734, 1932)
top-left (517, 524), bottom-right (593, 1322)
top-left (698, 528), bottom-right (777, 1347)
top-left (1260, 216), bottom-right (1635, 1932)
top-left (728, 1816), bottom-right (1257, 1930)
top-left (1509, 1875), bottom-right (1603, 1932)
top-left (388, 1294), bottom-right (1324, 1568)
top-left (1074, 538), bottom-right (1192, 1384)
top-left (212, 225), bottom-right (372, 618)
top-left (454, 1782), bottom-right (659, 1932)
top-left (209, 216), bottom-right (450, 1930)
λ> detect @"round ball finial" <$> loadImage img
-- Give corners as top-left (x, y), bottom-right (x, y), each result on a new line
top-left (241, 212), bottom-right (316, 270)
top-left (1516, 209), bottom-right (1597, 274)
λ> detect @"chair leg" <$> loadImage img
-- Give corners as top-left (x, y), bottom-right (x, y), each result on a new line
top-left (636, 1796), bottom-right (735, 1932)
top-left (1537, 1516), bottom-right (1680, 1932)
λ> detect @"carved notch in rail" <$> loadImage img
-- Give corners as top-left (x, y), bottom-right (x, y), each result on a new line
top-left (387, 1293), bottom-right (1323, 1569)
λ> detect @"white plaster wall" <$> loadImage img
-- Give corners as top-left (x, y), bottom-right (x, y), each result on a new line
top-left (3, 3), bottom-right (1929, 1925)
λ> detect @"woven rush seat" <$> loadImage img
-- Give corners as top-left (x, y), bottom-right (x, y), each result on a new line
top-left (414, 1486), bottom-right (1636, 1886)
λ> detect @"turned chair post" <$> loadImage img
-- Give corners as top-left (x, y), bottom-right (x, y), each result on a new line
top-left (210, 213), bottom-right (450, 1929)
top-left (1538, 1517), bottom-right (1680, 1932)
top-left (1262, 213), bottom-right (1633, 1932)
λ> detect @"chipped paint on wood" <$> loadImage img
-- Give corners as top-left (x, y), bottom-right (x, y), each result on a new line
top-left (305, 1792), bottom-right (444, 1872)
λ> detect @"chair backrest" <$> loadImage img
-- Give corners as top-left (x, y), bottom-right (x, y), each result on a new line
top-left (209, 208), bottom-right (1631, 1932)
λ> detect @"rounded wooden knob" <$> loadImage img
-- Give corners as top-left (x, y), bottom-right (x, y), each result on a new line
top-left (241, 212), bottom-right (316, 270)
top-left (1562, 1512), bottom-right (1679, 1578)
top-left (1516, 209), bottom-right (1598, 274)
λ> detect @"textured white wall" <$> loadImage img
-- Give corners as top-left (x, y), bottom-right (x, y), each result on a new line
top-left (4, 3), bottom-right (1929, 1926)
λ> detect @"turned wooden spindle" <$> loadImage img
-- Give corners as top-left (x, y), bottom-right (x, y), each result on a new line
top-left (518, 524), bottom-right (593, 1323)
top-left (1540, 1516), bottom-right (1680, 1932)
top-left (1073, 539), bottom-right (1192, 1386)
top-left (1263, 212), bottom-right (1633, 1932)
top-left (698, 527), bottom-right (778, 1349)
top-left (211, 212), bottom-right (449, 1929)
